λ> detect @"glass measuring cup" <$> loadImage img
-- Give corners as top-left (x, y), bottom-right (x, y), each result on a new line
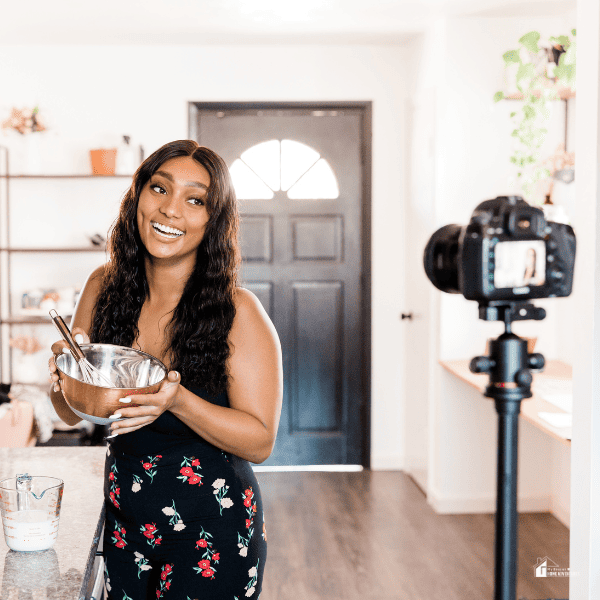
top-left (0, 473), bottom-right (64, 552)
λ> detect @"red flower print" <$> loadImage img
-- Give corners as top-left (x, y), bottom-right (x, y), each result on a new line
top-left (143, 531), bottom-right (155, 539)
top-left (244, 497), bottom-right (252, 507)
top-left (116, 540), bottom-right (126, 548)
top-left (191, 458), bottom-right (200, 466)
top-left (164, 564), bottom-right (172, 574)
top-left (212, 552), bottom-right (220, 561)
top-left (157, 455), bottom-right (162, 458)
top-left (156, 591), bottom-right (160, 598)
top-left (202, 568), bottom-right (215, 578)
top-left (115, 487), bottom-right (120, 495)
top-left (109, 472), bottom-right (115, 481)
top-left (143, 462), bottom-right (153, 470)
top-left (161, 572), bottom-right (167, 580)
top-left (188, 475), bottom-right (201, 485)
top-left (180, 467), bottom-right (193, 477)
top-left (113, 529), bottom-right (121, 537)
top-left (155, 538), bottom-right (162, 545)
top-left (165, 582), bottom-right (171, 590)
top-left (145, 524), bottom-right (157, 533)
top-left (198, 559), bottom-right (210, 569)
top-left (197, 539), bottom-right (208, 548)
top-left (121, 527), bottom-right (126, 534)
top-left (244, 488), bottom-right (252, 496)
top-left (246, 519), bottom-right (251, 529)
top-left (252, 503), bottom-right (257, 513)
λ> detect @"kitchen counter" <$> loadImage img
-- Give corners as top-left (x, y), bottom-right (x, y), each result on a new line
top-left (0, 447), bottom-right (107, 600)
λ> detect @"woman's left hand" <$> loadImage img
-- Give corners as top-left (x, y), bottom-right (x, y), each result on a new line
top-left (107, 371), bottom-right (181, 436)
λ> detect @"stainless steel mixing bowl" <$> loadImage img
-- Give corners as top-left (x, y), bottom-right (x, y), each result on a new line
top-left (54, 344), bottom-right (168, 425)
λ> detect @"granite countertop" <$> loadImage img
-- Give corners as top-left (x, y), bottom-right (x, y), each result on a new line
top-left (0, 447), bottom-right (107, 600)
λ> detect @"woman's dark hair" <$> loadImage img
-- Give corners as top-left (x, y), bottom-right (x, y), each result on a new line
top-left (90, 140), bottom-right (240, 396)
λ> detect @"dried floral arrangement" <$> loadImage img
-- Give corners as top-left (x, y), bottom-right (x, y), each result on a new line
top-left (9, 336), bottom-right (43, 355)
top-left (1, 106), bottom-right (47, 135)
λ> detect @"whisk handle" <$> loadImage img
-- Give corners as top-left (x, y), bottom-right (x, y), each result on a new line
top-left (49, 309), bottom-right (86, 362)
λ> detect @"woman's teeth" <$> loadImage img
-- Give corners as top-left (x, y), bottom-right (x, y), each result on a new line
top-left (152, 222), bottom-right (184, 239)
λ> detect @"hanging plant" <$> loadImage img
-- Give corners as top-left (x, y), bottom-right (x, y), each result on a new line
top-left (494, 30), bottom-right (576, 204)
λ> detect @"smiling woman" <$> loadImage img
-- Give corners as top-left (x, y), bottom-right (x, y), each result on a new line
top-left (47, 140), bottom-right (283, 599)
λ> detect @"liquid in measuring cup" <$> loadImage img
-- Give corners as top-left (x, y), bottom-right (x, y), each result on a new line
top-left (3, 510), bottom-right (59, 552)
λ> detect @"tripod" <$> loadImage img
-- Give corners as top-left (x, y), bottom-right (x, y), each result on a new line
top-left (469, 301), bottom-right (546, 600)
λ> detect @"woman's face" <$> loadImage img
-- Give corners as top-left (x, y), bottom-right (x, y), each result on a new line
top-left (137, 156), bottom-right (211, 264)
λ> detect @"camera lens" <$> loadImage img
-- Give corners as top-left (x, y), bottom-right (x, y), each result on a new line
top-left (423, 224), bottom-right (462, 294)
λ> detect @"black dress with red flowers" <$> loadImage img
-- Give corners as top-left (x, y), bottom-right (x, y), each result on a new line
top-left (102, 386), bottom-right (267, 600)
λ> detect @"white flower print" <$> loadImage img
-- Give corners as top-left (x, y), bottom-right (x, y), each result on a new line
top-left (248, 566), bottom-right (257, 577)
top-left (239, 546), bottom-right (248, 557)
top-left (221, 497), bottom-right (233, 509)
top-left (212, 478), bottom-right (226, 489)
top-left (132, 482), bottom-right (141, 493)
top-left (140, 564), bottom-right (152, 571)
top-left (173, 522), bottom-right (186, 531)
top-left (134, 551), bottom-right (144, 561)
top-left (162, 506), bottom-right (175, 516)
top-left (246, 585), bottom-right (256, 597)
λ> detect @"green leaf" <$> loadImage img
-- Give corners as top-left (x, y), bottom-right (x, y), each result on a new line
top-left (503, 49), bottom-right (520, 64)
top-left (572, 29), bottom-right (576, 37)
top-left (493, 91), bottom-right (505, 103)
top-left (511, 129), bottom-right (519, 137)
top-left (551, 35), bottom-right (569, 48)
top-left (519, 31), bottom-right (540, 53)
top-left (522, 105), bottom-right (536, 120)
top-left (516, 62), bottom-right (534, 85)
top-left (510, 111), bottom-right (517, 118)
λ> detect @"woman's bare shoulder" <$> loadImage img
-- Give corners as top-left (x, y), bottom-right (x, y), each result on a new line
top-left (71, 263), bottom-right (109, 332)
top-left (231, 287), bottom-right (279, 343)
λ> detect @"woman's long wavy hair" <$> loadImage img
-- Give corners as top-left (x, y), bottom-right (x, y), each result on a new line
top-left (90, 140), bottom-right (240, 396)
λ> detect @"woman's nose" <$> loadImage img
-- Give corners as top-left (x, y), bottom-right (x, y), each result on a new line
top-left (159, 193), bottom-right (182, 218)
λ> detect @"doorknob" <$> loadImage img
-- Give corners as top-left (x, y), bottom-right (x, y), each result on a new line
top-left (401, 312), bottom-right (414, 320)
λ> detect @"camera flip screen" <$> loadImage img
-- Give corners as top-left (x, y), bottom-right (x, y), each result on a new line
top-left (494, 240), bottom-right (546, 289)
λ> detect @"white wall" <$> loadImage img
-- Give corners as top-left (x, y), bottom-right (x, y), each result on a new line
top-left (0, 43), bottom-right (410, 468)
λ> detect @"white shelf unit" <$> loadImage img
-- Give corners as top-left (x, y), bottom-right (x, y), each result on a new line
top-left (0, 145), bottom-right (132, 385)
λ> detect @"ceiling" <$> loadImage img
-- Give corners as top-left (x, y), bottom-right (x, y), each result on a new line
top-left (0, 0), bottom-right (576, 45)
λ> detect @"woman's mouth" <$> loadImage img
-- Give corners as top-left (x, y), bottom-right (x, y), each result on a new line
top-left (151, 221), bottom-right (184, 239)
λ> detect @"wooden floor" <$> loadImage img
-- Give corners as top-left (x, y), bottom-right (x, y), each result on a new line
top-left (256, 471), bottom-right (569, 600)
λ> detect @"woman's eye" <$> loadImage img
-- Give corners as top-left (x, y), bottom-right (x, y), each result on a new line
top-left (151, 183), bottom-right (165, 194)
top-left (187, 198), bottom-right (205, 206)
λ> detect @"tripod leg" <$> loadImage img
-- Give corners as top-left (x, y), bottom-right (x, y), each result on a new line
top-left (494, 399), bottom-right (521, 600)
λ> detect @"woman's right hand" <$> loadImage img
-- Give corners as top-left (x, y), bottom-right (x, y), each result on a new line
top-left (48, 328), bottom-right (90, 392)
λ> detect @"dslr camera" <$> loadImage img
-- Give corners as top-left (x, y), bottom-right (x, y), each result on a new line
top-left (423, 195), bottom-right (576, 317)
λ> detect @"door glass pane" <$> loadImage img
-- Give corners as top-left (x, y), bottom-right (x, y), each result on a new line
top-left (229, 159), bottom-right (274, 200)
top-left (240, 140), bottom-right (280, 191)
top-left (287, 159), bottom-right (339, 199)
top-left (281, 139), bottom-right (320, 191)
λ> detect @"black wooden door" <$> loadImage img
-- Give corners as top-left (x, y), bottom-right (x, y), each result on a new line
top-left (192, 104), bottom-right (369, 466)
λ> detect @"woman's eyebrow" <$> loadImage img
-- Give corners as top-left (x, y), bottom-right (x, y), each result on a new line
top-left (155, 170), bottom-right (208, 190)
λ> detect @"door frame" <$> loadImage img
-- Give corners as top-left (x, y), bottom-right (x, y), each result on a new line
top-left (189, 101), bottom-right (372, 468)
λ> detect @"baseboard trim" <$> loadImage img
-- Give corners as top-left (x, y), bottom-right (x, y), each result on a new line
top-left (427, 487), bottom-right (550, 514)
top-left (370, 453), bottom-right (405, 471)
top-left (550, 497), bottom-right (570, 528)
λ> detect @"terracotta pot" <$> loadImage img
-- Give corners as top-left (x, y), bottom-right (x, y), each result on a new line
top-left (90, 148), bottom-right (117, 175)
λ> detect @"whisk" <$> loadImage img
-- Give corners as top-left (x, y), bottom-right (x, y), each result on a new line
top-left (49, 309), bottom-right (113, 388)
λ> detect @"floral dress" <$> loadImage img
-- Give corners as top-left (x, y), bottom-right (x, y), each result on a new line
top-left (103, 386), bottom-right (267, 600)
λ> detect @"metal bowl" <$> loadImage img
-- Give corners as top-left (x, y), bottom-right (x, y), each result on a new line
top-left (55, 344), bottom-right (168, 425)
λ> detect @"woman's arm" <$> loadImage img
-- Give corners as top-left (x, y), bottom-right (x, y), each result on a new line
top-left (169, 288), bottom-right (283, 463)
top-left (48, 265), bottom-right (106, 426)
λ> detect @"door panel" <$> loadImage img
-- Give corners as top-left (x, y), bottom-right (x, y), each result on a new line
top-left (194, 106), bottom-right (367, 465)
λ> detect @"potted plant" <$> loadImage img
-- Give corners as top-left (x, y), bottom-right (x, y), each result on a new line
top-left (494, 30), bottom-right (576, 205)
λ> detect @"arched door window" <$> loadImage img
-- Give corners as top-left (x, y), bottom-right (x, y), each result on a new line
top-left (230, 139), bottom-right (339, 200)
